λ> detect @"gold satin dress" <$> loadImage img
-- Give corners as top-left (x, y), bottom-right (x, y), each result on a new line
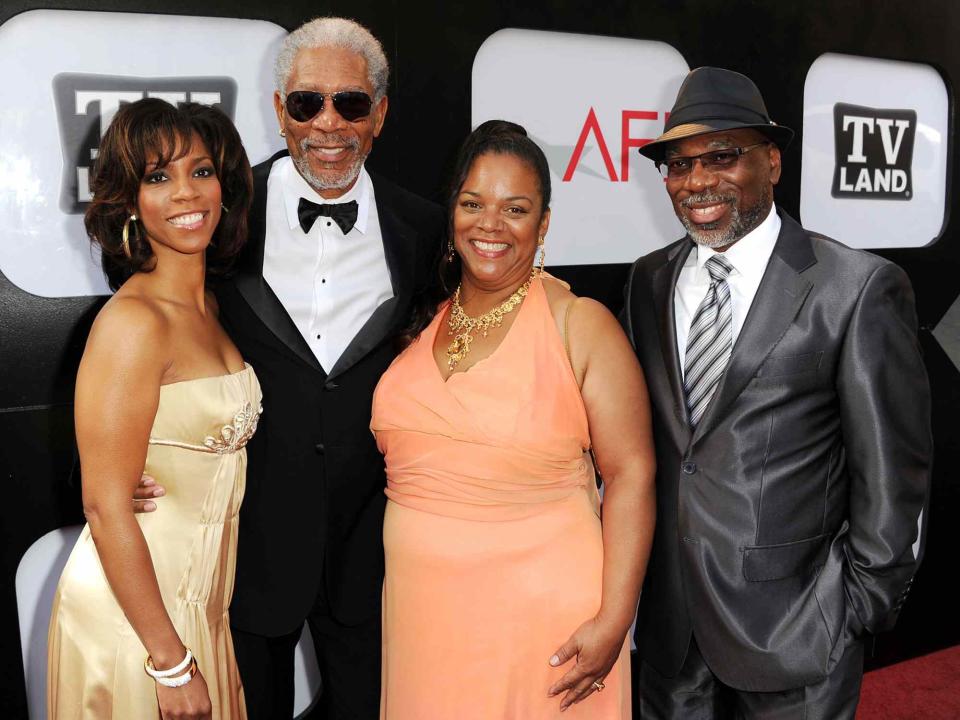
top-left (47, 365), bottom-right (262, 719)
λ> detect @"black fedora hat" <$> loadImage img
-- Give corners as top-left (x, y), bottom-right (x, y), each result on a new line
top-left (639, 66), bottom-right (794, 162)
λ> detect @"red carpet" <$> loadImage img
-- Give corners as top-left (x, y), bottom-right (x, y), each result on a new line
top-left (857, 646), bottom-right (960, 719)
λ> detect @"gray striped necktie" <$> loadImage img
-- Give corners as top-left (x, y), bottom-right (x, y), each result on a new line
top-left (684, 254), bottom-right (735, 426)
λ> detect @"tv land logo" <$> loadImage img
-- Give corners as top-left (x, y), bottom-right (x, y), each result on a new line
top-left (831, 102), bottom-right (916, 200)
top-left (53, 73), bottom-right (237, 214)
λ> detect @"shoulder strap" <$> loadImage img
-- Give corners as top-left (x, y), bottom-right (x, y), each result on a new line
top-left (562, 297), bottom-right (580, 366)
top-left (623, 260), bottom-right (639, 350)
top-left (561, 297), bottom-right (596, 457)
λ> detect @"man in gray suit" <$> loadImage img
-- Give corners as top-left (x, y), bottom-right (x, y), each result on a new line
top-left (622, 67), bottom-right (931, 719)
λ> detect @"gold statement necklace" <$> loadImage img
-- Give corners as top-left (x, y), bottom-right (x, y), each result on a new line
top-left (446, 269), bottom-right (537, 370)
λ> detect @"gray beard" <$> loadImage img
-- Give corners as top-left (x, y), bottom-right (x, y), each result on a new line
top-left (680, 187), bottom-right (771, 249)
top-left (293, 135), bottom-right (367, 194)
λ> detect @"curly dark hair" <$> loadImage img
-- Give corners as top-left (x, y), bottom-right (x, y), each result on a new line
top-left (84, 98), bottom-right (253, 291)
top-left (399, 119), bottom-right (552, 347)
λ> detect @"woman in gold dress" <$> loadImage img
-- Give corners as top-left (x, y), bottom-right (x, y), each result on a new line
top-left (47, 99), bottom-right (258, 720)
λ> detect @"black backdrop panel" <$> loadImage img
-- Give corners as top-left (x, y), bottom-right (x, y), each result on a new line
top-left (3, 1), bottom-right (959, 716)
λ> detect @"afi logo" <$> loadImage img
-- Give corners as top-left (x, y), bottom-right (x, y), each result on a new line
top-left (831, 103), bottom-right (916, 200)
top-left (563, 108), bottom-right (668, 182)
top-left (53, 73), bottom-right (237, 213)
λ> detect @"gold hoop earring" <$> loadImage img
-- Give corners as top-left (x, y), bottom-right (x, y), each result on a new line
top-left (122, 214), bottom-right (138, 259)
top-left (537, 236), bottom-right (546, 275)
top-left (447, 237), bottom-right (455, 263)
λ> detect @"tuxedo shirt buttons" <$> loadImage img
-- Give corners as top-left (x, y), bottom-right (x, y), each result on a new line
top-left (315, 443), bottom-right (326, 455)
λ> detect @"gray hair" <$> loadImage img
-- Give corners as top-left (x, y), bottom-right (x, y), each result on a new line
top-left (274, 17), bottom-right (389, 102)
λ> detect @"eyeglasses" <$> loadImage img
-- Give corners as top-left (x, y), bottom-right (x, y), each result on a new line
top-left (656, 142), bottom-right (770, 179)
top-left (284, 90), bottom-right (374, 123)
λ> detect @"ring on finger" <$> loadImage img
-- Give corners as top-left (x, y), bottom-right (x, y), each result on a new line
top-left (592, 679), bottom-right (605, 692)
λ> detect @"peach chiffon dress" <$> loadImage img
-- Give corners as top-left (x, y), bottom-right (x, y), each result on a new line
top-left (372, 277), bottom-right (630, 719)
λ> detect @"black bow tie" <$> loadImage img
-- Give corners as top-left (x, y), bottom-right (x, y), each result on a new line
top-left (297, 197), bottom-right (359, 235)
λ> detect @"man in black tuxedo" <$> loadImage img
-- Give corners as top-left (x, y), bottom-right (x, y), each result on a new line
top-left (622, 67), bottom-right (931, 718)
top-left (214, 17), bottom-right (443, 719)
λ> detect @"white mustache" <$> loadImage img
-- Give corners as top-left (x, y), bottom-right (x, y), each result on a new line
top-left (681, 192), bottom-right (733, 208)
top-left (301, 136), bottom-right (360, 151)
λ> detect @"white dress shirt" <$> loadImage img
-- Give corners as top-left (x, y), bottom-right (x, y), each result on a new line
top-left (674, 204), bottom-right (781, 377)
top-left (263, 158), bottom-right (394, 372)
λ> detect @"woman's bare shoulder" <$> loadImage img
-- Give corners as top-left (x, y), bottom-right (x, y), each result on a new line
top-left (541, 275), bottom-right (616, 328)
top-left (541, 273), bottom-right (576, 316)
top-left (93, 292), bottom-right (168, 339)
top-left (83, 293), bottom-right (171, 379)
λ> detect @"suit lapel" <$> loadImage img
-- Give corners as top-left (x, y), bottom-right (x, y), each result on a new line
top-left (692, 211), bottom-right (816, 443)
top-left (649, 240), bottom-right (694, 448)
top-left (327, 174), bottom-right (417, 380)
top-left (233, 151), bottom-right (324, 374)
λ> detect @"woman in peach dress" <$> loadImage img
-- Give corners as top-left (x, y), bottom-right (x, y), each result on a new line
top-left (372, 120), bottom-right (656, 718)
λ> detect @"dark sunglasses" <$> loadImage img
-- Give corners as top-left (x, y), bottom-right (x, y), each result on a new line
top-left (656, 141), bottom-right (770, 179)
top-left (284, 90), bottom-right (374, 123)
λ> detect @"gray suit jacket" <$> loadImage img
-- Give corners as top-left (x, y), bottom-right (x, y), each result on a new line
top-left (623, 209), bottom-right (932, 692)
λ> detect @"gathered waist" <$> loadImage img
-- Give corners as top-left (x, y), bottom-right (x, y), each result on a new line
top-left (383, 439), bottom-right (597, 521)
top-left (385, 483), bottom-right (597, 522)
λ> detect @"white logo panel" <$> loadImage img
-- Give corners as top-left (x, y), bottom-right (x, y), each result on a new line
top-left (800, 53), bottom-right (949, 249)
top-left (472, 29), bottom-right (689, 265)
top-left (0, 10), bottom-right (287, 297)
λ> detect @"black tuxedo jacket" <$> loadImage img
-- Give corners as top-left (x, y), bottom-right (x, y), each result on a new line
top-left (623, 210), bottom-right (932, 692)
top-left (217, 151), bottom-right (444, 635)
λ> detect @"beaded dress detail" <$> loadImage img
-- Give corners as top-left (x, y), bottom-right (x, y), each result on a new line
top-left (48, 365), bottom-right (262, 719)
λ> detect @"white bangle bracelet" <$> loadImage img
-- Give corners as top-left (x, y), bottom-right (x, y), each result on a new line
top-left (155, 662), bottom-right (198, 688)
top-left (144, 648), bottom-right (193, 679)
